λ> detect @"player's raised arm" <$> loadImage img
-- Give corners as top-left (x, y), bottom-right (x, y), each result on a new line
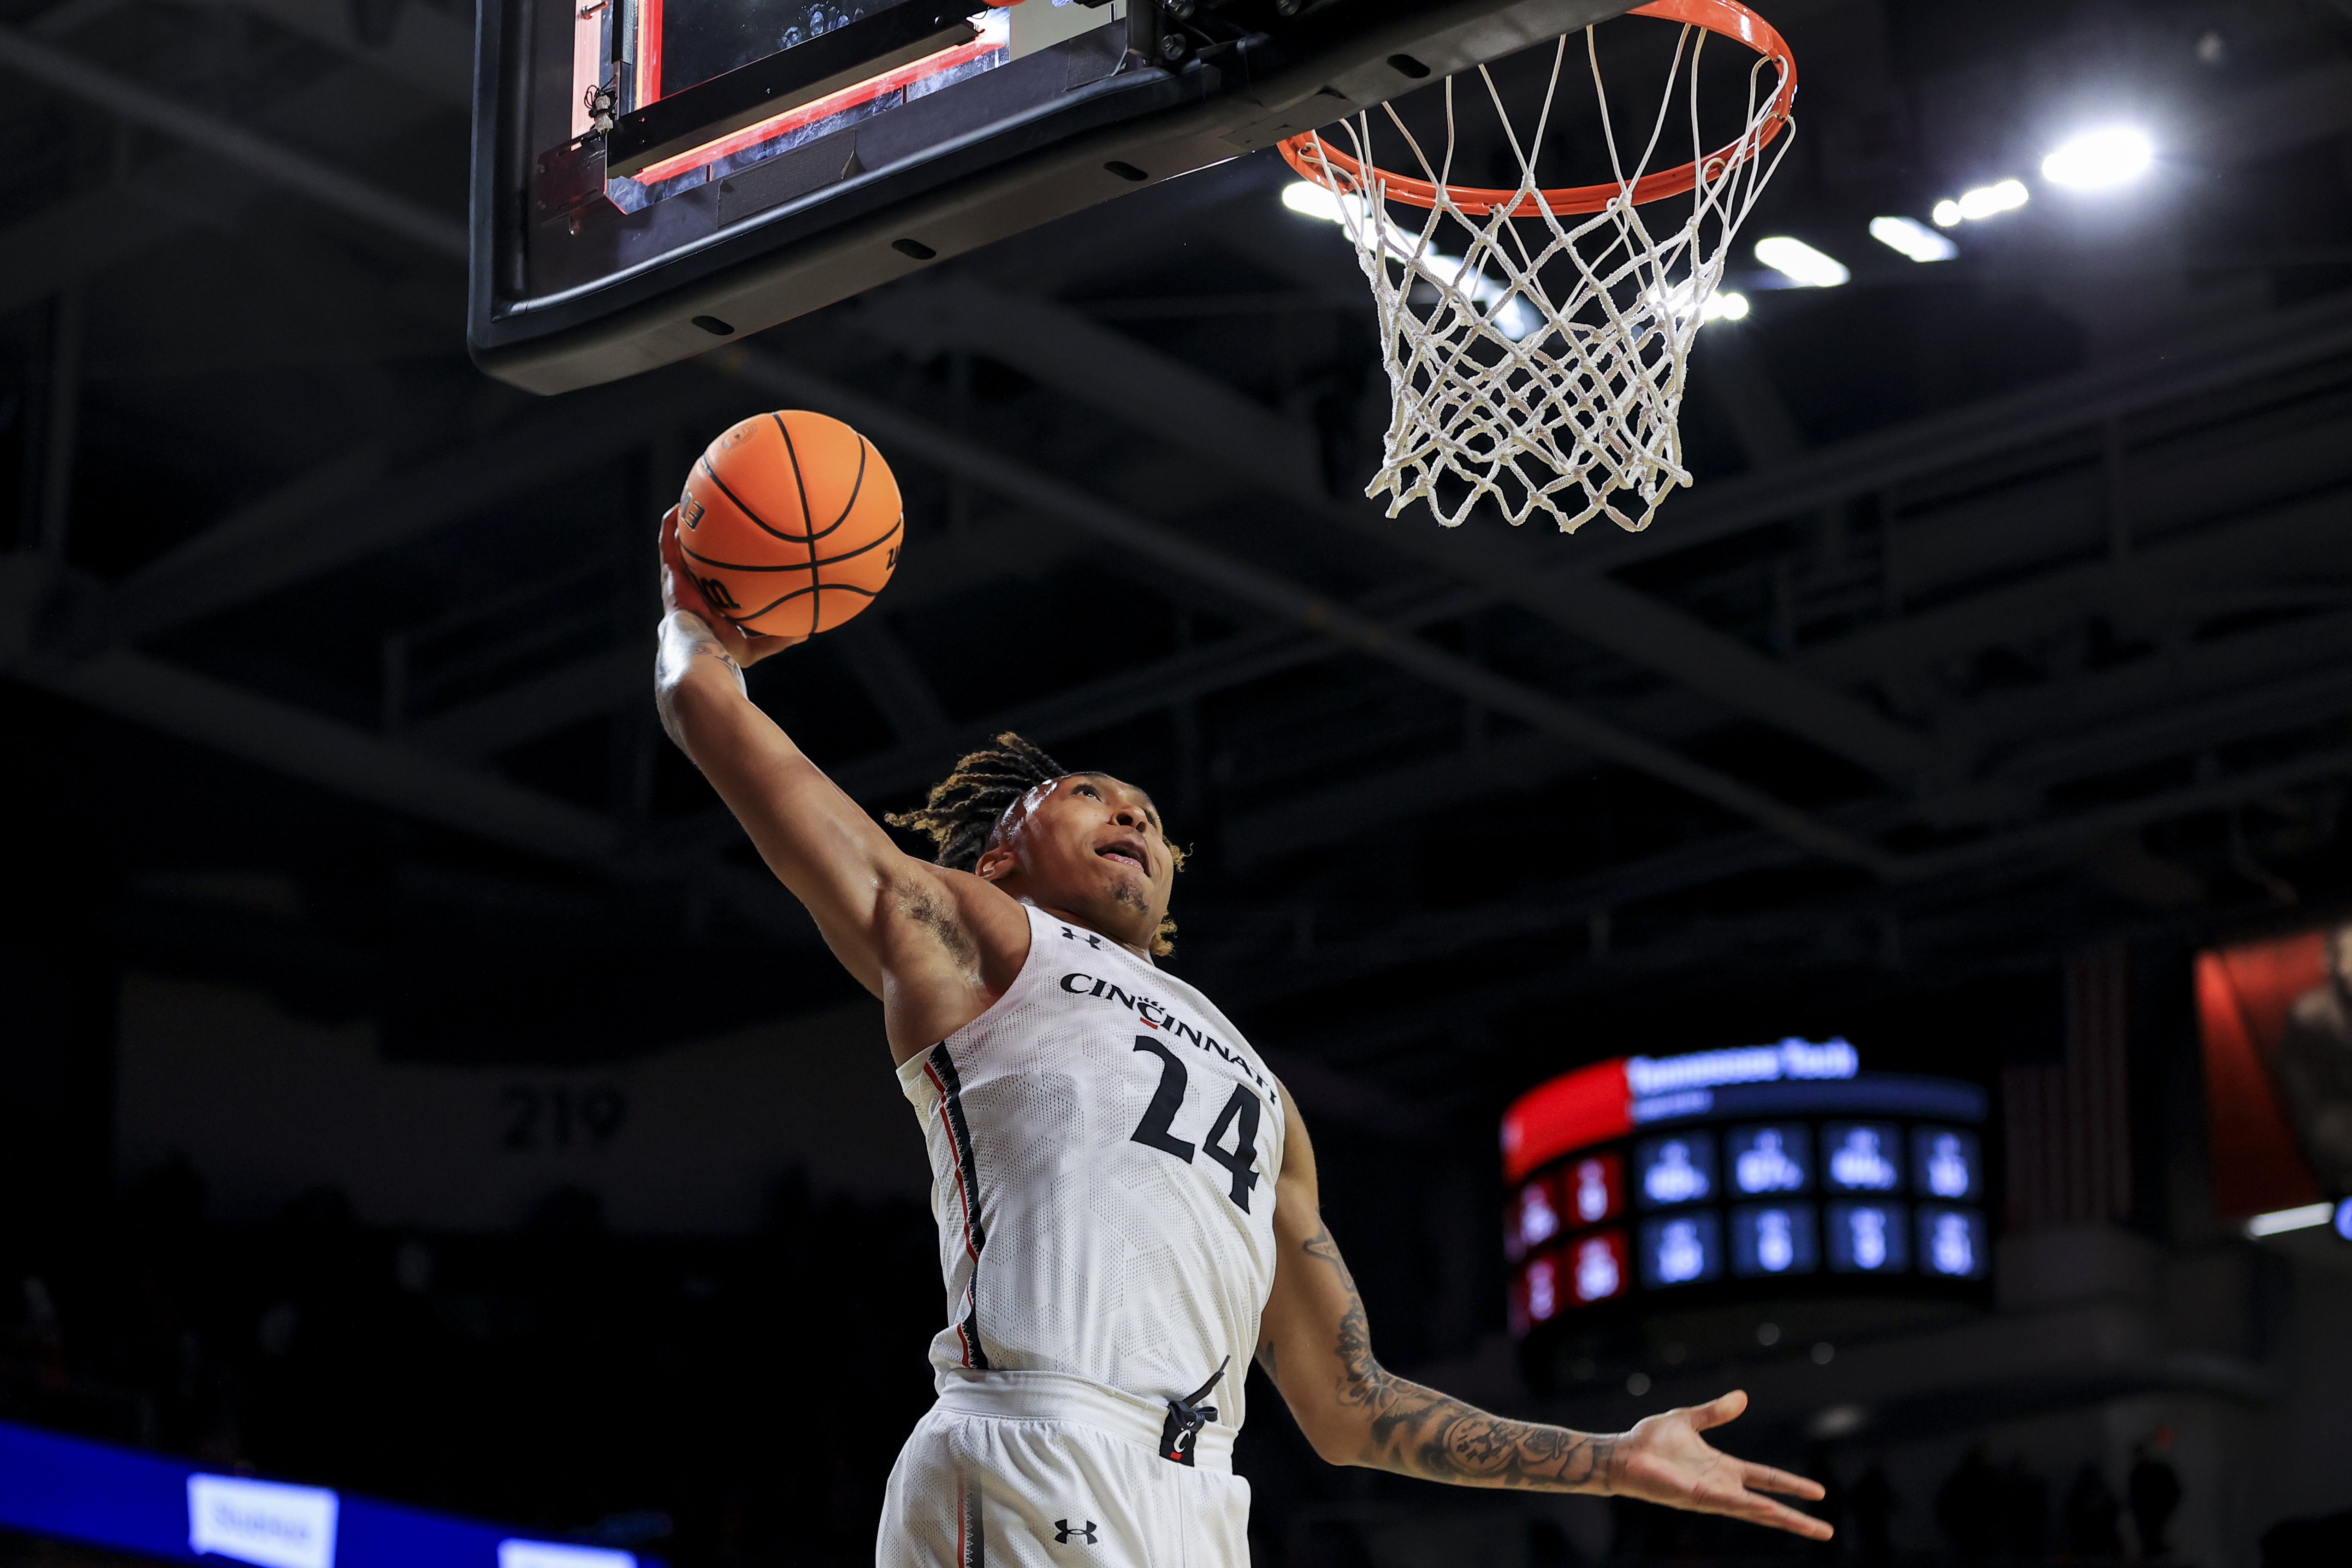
top-left (653, 509), bottom-right (1025, 1037)
top-left (653, 509), bottom-right (902, 974)
top-left (1254, 1094), bottom-right (1832, 1538)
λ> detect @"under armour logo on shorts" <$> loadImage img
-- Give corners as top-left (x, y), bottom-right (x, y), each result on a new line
top-left (1054, 1519), bottom-right (1098, 1545)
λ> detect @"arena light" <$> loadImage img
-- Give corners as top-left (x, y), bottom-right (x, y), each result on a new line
top-left (1931, 178), bottom-right (2029, 227)
top-left (1649, 280), bottom-right (1750, 325)
top-left (1753, 236), bottom-right (1849, 288)
top-left (1870, 216), bottom-right (1958, 262)
top-left (2041, 126), bottom-right (2154, 189)
top-left (1281, 179), bottom-right (1345, 222)
top-left (1491, 291), bottom-right (1545, 340)
top-left (1959, 178), bottom-right (2030, 219)
top-left (2245, 1201), bottom-right (2334, 1237)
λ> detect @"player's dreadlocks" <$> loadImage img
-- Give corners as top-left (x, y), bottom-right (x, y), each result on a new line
top-left (888, 731), bottom-right (1184, 957)
top-left (886, 731), bottom-right (1066, 871)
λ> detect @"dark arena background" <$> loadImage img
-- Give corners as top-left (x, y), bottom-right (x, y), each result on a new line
top-left (5, 0), bottom-right (2352, 1562)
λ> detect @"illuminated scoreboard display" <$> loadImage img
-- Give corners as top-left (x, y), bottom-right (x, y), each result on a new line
top-left (1501, 1041), bottom-right (1991, 1336)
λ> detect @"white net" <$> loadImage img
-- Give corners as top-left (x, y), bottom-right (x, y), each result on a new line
top-left (1286, 19), bottom-right (1794, 533)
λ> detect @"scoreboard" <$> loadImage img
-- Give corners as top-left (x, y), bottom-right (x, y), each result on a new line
top-left (1501, 1041), bottom-right (1991, 1337)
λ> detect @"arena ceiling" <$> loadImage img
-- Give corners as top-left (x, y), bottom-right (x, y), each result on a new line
top-left (4, 0), bottom-right (2352, 1114)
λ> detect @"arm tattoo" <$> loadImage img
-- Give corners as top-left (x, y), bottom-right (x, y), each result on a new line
top-left (654, 612), bottom-right (745, 757)
top-left (1303, 1225), bottom-right (1617, 1492)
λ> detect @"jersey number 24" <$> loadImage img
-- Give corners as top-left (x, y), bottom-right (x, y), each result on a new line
top-left (1128, 1037), bottom-right (1262, 1212)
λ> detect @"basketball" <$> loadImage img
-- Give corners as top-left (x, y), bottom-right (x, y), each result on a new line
top-left (675, 409), bottom-right (903, 637)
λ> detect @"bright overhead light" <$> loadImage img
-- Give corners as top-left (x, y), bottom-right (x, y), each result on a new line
top-left (1499, 301), bottom-right (1544, 338)
top-left (1957, 178), bottom-right (2030, 220)
top-left (2245, 1202), bottom-right (2334, 1237)
top-left (1754, 235), bottom-right (1849, 288)
top-left (1647, 280), bottom-right (1749, 325)
top-left (1932, 180), bottom-right (2028, 227)
top-left (2042, 126), bottom-right (2154, 189)
top-left (1282, 180), bottom-right (1346, 222)
top-left (1871, 216), bottom-right (1958, 262)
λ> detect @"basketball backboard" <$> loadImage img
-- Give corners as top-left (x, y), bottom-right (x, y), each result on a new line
top-left (468, 0), bottom-right (1635, 394)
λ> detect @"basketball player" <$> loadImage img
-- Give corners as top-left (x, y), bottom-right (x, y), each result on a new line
top-left (652, 514), bottom-right (1830, 1565)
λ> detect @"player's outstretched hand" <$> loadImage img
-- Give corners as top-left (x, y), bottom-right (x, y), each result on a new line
top-left (659, 505), bottom-right (801, 666)
top-left (1610, 1390), bottom-right (1831, 1540)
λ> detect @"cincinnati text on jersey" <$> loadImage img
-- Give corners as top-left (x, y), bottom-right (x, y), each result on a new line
top-left (1055, 972), bottom-right (1278, 1105)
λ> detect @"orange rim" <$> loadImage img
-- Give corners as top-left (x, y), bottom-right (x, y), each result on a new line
top-left (1276, 0), bottom-right (1796, 218)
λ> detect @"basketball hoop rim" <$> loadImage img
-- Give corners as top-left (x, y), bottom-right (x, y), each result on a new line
top-left (1277, 0), bottom-right (1796, 218)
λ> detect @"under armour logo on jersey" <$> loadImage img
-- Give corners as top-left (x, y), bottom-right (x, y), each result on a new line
top-left (1054, 1520), bottom-right (1098, 1545)
top-left (1059, 925), bottom-right (1104, 950)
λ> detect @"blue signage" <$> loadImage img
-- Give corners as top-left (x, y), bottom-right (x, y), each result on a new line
top-left (0, 1420), bottom-right (655, 1568)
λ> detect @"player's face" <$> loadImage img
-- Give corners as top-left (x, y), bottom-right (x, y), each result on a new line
top-left (990, 775), bottom-right (1173, 947)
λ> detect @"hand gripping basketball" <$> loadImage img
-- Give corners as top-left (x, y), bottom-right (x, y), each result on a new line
top-left (672, 409), bottom-right (905, 638)
top-left (660, 507), bottom-right (800, 666)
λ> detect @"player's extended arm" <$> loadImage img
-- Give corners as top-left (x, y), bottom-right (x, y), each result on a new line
top-left (1254, 1094), bottom-right (1830, 1536)
top-left (652, 510), bottom-right (1021, 1034)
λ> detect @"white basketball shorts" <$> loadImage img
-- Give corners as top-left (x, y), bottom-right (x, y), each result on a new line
top-left (877, 1369), bottom-right (1252, 1568)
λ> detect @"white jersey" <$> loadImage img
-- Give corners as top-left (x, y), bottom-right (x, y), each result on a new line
top-left (897, 902), bottom-right (1286, 1444)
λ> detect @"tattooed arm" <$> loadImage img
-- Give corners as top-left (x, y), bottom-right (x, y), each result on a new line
top-left (1256, 1091), bottom-right (1831, 1536)
top-left (652, 509), bottom-right (1031, 1060)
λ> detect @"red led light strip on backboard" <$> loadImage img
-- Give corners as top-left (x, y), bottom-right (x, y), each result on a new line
top-left (636, 0), bottom-right (664, 111)
top-left (629, 35), bottom-right (999, 183)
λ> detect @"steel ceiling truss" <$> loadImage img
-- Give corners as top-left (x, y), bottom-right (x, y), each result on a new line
top-left (2, 0), bottom-right (2351, 1052)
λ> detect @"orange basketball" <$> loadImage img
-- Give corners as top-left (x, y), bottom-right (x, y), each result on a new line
top-left (675, 410), bottom-right (902, 637)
